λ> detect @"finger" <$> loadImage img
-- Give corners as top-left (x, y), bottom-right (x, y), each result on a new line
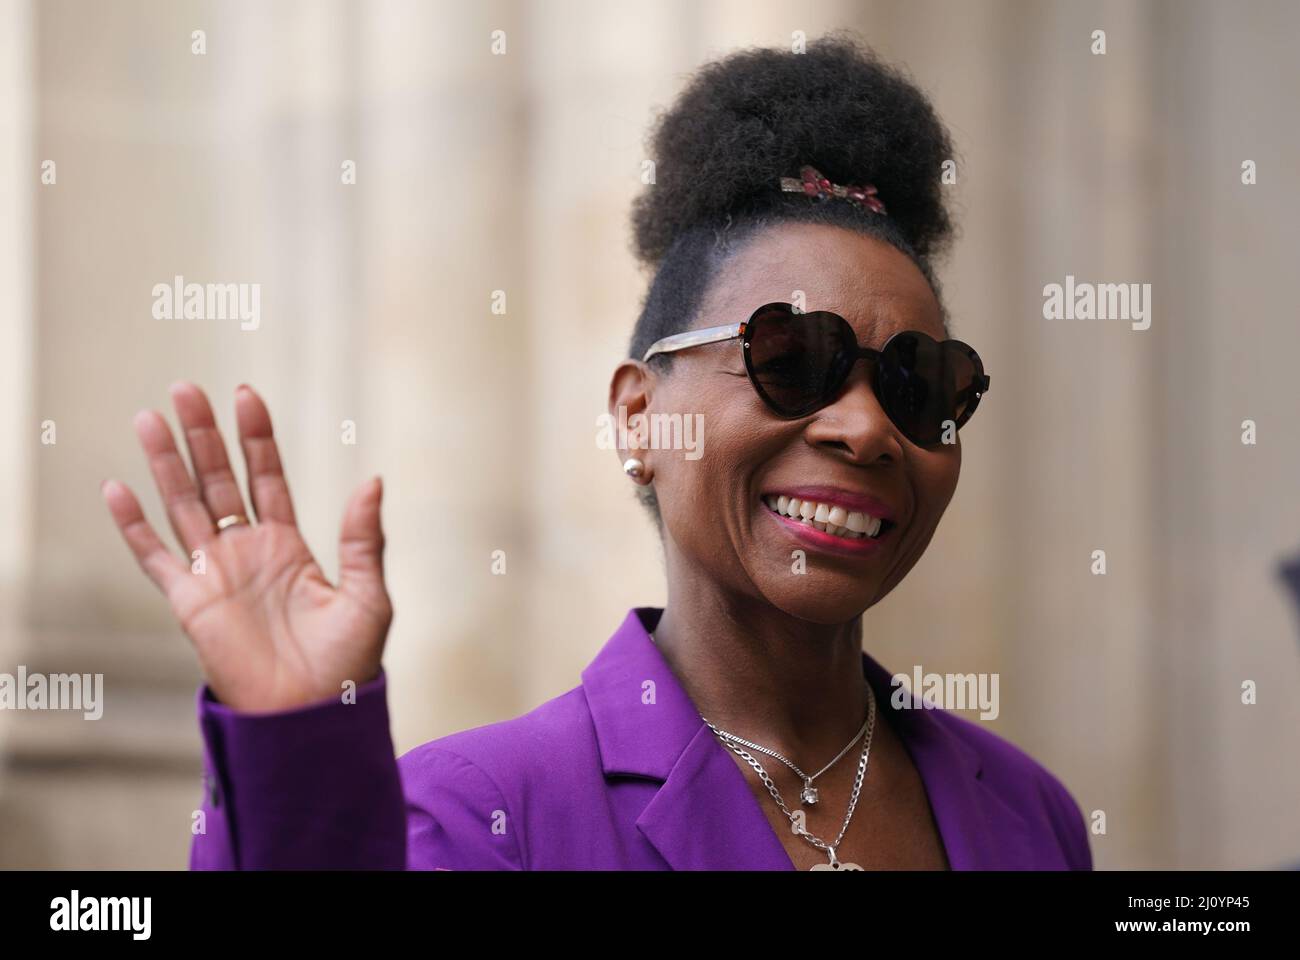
top-left (169, 381), bottom-right (251, 527)
top-left (338, 476), bottom-right (389, 617)
top-left (101, 478), bottom-right (188, 595)
top-left (133, 408), bottom-right (217, 554)
top-left (234, 384), bottom-right (298, 526)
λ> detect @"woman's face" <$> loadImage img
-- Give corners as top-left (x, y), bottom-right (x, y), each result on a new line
top-left (637, 221), bottom-right (961, 625)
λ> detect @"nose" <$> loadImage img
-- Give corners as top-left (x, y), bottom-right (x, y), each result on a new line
top-left (802, 360), bottom-right (904, 464)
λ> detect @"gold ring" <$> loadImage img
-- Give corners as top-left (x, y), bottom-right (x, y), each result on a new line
top-left (215, 513), bottom-right (251, 532)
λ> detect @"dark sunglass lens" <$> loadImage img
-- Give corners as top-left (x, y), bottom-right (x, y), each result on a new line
top-left (944, 345), bottom-right (979, 425)
top-left (746, 308), bottom-right (855, 415)
top-left (878, 333), bottom-right (976, 444)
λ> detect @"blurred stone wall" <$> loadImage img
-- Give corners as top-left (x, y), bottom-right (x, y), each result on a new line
top-left (0, 0), bottom-right (1296, 869)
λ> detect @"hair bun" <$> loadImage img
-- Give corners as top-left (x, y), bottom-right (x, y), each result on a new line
top-left (630, 31), bottom-right (955, 267)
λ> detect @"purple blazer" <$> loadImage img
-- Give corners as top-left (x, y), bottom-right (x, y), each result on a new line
top-left (191, 607), bottom-right (1092, 870)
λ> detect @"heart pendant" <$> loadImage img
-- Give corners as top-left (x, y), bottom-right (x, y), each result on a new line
top-left (809, 859), bottom-right (864, 871)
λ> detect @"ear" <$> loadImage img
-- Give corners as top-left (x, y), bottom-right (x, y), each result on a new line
top-left (608, 359), bottom-right (654, 483)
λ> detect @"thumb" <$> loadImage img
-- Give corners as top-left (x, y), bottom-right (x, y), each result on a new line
top-left (338, 475), bottom-right (388, 605)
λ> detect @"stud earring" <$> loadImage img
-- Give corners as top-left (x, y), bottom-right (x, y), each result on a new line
top-left (622, 457), bottom-right (645, 479)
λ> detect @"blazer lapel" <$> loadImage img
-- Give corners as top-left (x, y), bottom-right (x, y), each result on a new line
top-left (861, 652), bottom-right (1039, 869)
top-left (635, 723), bottom-right (795, 870)
top-left (581, 608), bottom-right (793, 870)
top-left (583, 608), bottom-right (1038, 870)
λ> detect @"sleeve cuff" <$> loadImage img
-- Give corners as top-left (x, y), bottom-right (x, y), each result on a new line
top-left (192, 668), bottom-right (406, 869)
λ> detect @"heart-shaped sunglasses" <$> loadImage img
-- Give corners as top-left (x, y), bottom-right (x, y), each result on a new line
top-left (641, 302), bottom-right (990, 447)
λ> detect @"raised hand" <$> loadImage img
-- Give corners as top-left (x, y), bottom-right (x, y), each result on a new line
top-left (101, 382), bottom-right (392, 713)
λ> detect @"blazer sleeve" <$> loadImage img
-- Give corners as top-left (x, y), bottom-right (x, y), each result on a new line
top-left (190, 670), bottom-right (522, 870)
top-left (397, 744), bottom-right (525, 870)
top-left (1039, 771), bottom-right (1094, 871)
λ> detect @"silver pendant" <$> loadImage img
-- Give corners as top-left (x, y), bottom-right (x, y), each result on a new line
top-left (800, 781), bottom-right (818, 805)
top-left (810, 853), bottom-right (863, 871)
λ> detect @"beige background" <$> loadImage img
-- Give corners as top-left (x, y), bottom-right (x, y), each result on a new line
top-left (1, 0), bottom-right (1297, 869)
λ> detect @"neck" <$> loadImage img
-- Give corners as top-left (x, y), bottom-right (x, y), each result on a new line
top-left (651, 564), bottom-right (873, 769)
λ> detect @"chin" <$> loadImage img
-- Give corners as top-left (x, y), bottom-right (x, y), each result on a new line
top-left (756, 582), bottom-right (876, 627)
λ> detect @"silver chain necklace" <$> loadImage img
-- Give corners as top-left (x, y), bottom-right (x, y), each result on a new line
top-left (647, 630), bottom-right (878, 870)
top-left (705, 702), bottom-right (872, 806)
top-left (703, 681), bottom-right (877, 871)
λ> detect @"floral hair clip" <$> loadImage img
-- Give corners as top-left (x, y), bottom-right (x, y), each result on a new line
top-left (778, 164), bottom-right (887, 216)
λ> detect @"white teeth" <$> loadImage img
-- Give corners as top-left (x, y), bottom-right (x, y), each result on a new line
top-left (763, 495), bottom-right (890, 541)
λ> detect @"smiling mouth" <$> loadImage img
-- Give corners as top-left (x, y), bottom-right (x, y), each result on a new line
top-left (761, 495), bottom-right (896, 542)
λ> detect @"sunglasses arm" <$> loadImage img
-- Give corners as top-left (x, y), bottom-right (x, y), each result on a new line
top-left (641, 323), bottom-right (744, 363)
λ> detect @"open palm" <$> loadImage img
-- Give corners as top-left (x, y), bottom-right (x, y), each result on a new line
top-left (101, 382), bottom-right (392, 713)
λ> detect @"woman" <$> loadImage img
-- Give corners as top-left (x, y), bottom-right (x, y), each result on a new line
top-left (101, 34), bottom-right (1091, 871)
